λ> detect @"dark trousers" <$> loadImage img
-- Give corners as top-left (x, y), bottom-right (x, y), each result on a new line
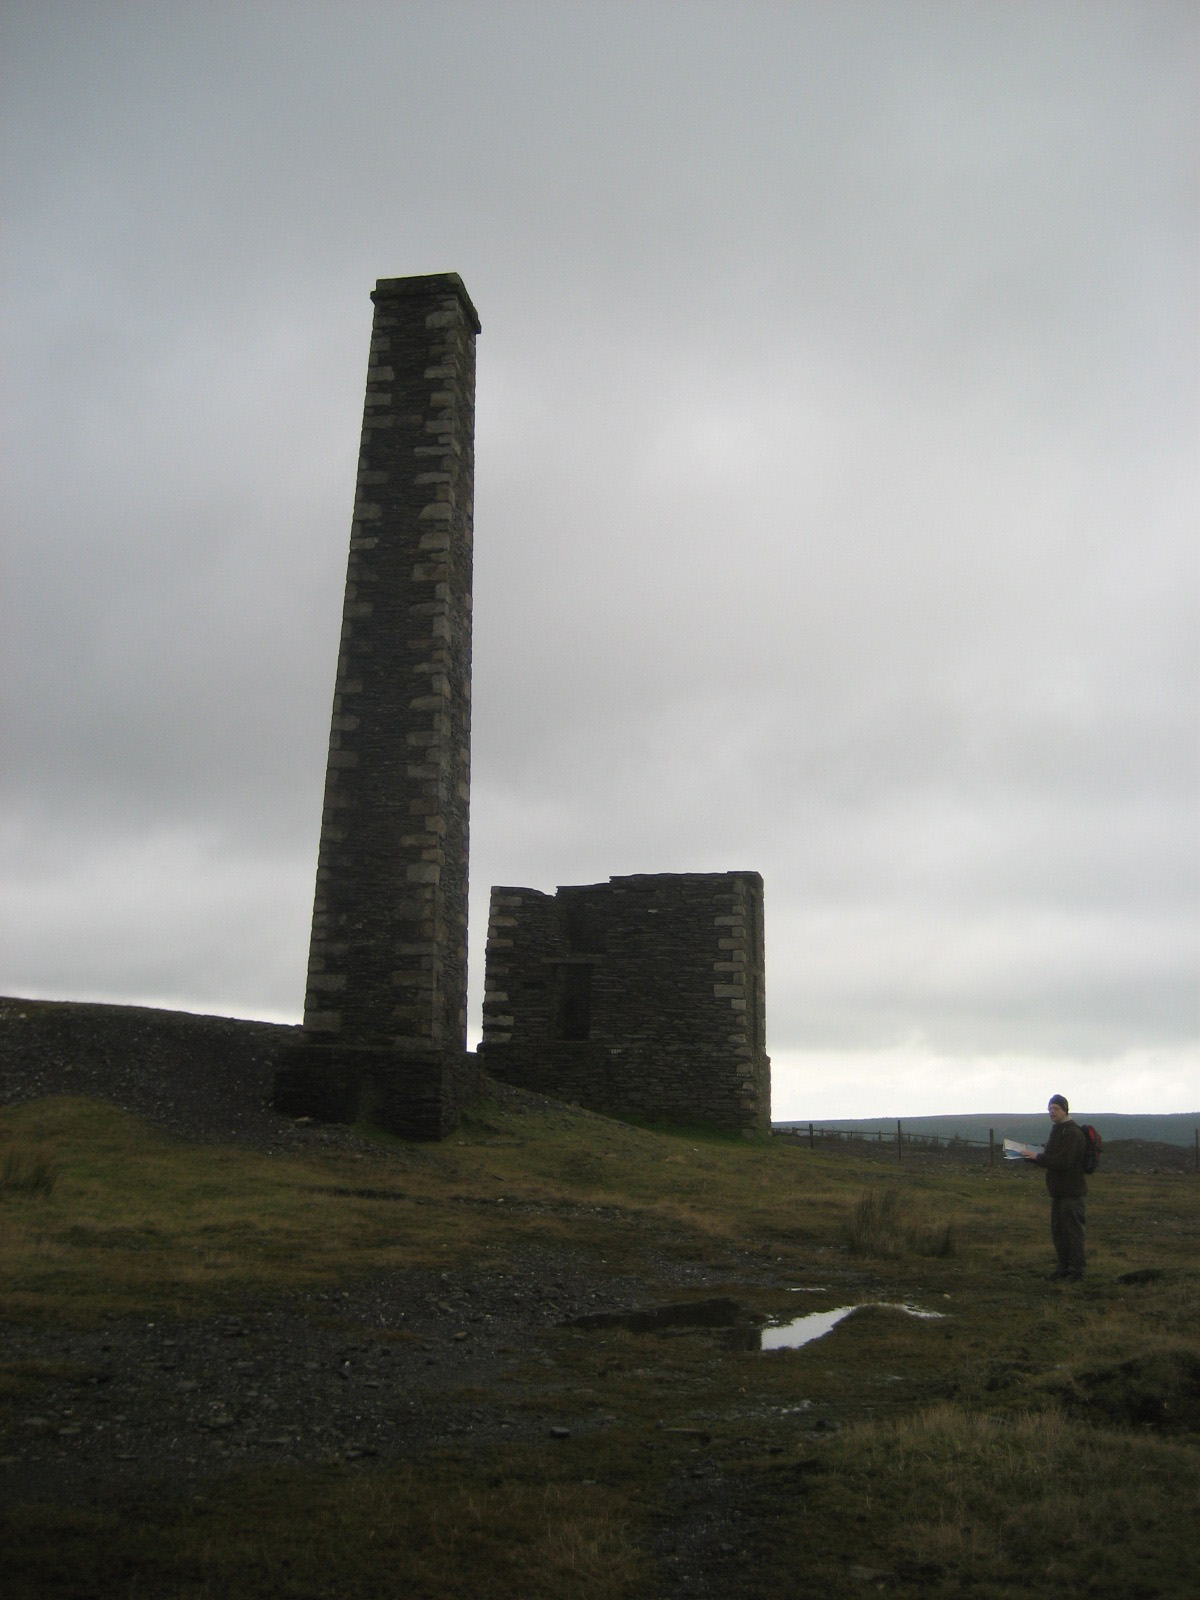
top-left (1050, 1197), bottom-right (1086, 1277)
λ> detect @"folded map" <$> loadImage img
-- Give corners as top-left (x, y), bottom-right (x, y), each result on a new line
top-left (1003, 1138), bottom-right (1040, 1161)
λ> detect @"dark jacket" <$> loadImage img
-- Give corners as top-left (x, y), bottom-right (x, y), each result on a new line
top-left (1035, 1118), bottom-right (1088, 1199)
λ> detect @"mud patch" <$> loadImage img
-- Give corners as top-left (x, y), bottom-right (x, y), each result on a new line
top-left (1064, 1348), bottom-right (1200, 1433)
top-left (566, 1296), bottom-right (749, 1334)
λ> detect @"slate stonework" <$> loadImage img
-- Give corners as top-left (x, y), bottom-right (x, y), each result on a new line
top-left (274, 274), bottom-right (483, 1137)
top-left (480, 872), bottom-right (770, 1132)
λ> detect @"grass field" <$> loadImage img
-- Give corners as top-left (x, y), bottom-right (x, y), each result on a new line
top-left (2, 1087), bottom-right (1197, 1598)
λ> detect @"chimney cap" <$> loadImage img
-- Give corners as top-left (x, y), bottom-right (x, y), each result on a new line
top-left (371, 273), bottom-right (481, 334)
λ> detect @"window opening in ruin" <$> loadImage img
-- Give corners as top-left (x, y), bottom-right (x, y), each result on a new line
top-left (554, 962), bottom-right (593, 1041)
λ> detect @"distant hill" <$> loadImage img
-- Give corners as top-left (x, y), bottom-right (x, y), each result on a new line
top-left (773, 1112), bottom-right (1200, 1149)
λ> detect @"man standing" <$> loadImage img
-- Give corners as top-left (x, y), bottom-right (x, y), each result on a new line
top-left (1024, 1094), bottom-right (1087, 1280)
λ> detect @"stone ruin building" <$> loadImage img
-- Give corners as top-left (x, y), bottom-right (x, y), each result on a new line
top-left (274, 273), bottom-right (770, 1137)
top-left (481, 873), bottom-right (770, 1132)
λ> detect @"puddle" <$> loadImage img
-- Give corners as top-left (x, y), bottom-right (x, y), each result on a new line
top-left (566, 1296), bottom-right (945, 1352)
top-left (761, 1302), bottom-right (944, 1351)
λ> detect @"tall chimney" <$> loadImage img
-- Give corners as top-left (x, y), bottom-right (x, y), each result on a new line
top-left (275, 274), bottom-right (482, 1136)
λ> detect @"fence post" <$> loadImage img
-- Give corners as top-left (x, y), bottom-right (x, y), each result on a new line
top-left (1195, 1128), bottom-right (1198, 1173)
top-left (989, 1128), bottom-right (995, 1167)
top-left (809, 1122), bottom-right (814, 1150)
top-left (897, 1120), bottom-right (903, 1163)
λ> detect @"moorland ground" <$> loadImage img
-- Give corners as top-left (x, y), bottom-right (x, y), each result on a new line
top-left (1, 1007), bottom-right (1197, 1599)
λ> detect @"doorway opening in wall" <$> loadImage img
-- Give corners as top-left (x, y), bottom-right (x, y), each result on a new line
top-left (554, 962), bottom-right (593, 1041)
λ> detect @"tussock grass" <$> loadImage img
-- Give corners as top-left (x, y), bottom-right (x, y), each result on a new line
top-left (0, 1147), bottom-right (56, 1196)
top-left (846, 1183), bottom-right (957, 1258)
top-left (804, 1404), bottom-right (1199, 1594)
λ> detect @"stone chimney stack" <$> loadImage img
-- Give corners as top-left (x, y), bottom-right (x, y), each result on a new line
top-left (275, 273), bottom-right (482, 1136)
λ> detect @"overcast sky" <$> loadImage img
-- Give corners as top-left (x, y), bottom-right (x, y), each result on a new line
top-left (2, 1), bottom-right (1196, 1118)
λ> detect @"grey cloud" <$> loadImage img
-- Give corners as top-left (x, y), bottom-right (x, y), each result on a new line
top-left (2, 1), bottom-right (1195, 1109)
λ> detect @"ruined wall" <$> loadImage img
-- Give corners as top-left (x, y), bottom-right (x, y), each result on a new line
top-left (480, 872), bottom-right (770, 1131)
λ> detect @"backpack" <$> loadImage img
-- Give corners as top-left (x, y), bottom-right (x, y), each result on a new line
top-left (1080, 1124), bottom-right (1101, 1174)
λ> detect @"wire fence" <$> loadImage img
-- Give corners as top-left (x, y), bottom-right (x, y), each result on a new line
top-left (776, 1123), bottom-right (1200, 1170)
top-left (776, 1123), bottom-right (1015, 1166)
